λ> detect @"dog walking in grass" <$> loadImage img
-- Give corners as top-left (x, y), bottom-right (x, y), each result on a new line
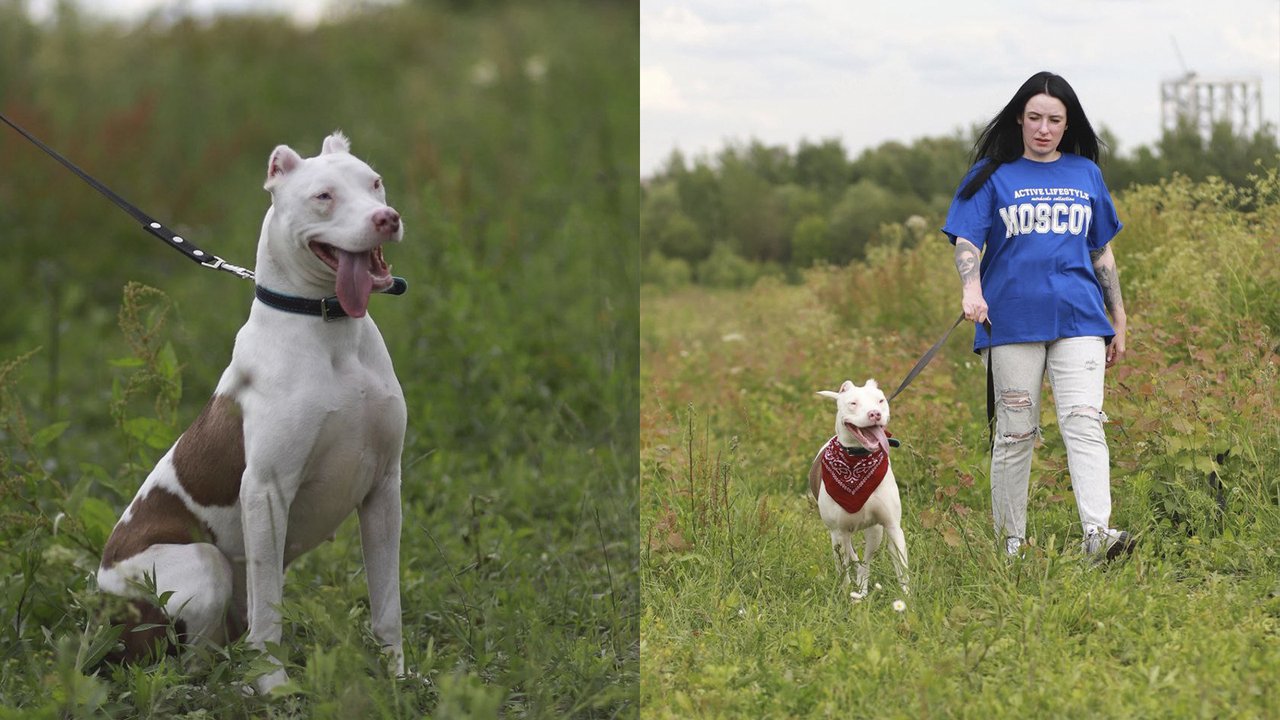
top-left (810, 379), bottom-right (908, 600)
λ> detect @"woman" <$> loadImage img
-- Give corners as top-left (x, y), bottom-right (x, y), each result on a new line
top-left (942, 71), bottom-right (1132, 560)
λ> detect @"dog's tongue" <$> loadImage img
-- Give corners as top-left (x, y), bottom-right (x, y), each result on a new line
top-left (335, 249), bottom-right (373, 318)
top-left (870, 425), bottom-right (891, 456)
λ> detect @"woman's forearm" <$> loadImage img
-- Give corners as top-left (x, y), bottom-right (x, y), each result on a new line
top-left (955, 238), bottom-right (982, 292)
top-left (1090, 243), bottom-right (1126, 322)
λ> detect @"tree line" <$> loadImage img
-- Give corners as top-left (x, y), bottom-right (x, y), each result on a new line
top-left (642, 121), bottom-right (1280, 287)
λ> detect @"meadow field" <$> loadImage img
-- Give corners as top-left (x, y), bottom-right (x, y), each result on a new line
top-left (0, 2), bottom-right (637, 717)
top-left (641, 170), bottom-right (1280, 718)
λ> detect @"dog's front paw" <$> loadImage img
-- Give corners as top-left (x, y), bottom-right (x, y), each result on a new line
top-left (251, 667), bottom-right (290, 696)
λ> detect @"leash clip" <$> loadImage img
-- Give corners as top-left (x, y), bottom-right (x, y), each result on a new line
top-left (201, 255), bottom-right (256, 280)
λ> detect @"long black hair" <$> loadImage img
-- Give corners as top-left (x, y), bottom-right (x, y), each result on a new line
top-left (959, 71), bottom-right (1104, 199)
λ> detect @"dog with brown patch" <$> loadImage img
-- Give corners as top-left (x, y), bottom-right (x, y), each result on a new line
top-left (96, 132), bottom-right (406, 694)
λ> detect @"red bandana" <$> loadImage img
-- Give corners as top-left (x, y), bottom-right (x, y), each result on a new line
top-left (820, 434), bottom-right (890, 514)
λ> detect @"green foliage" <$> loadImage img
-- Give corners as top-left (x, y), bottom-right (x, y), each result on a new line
top-left (0, 1), bottom-right (637, 717)
top-left (642, 251), bottom-right (692, 290)
top-left (642, 170), bottom-right (1280, 716)
top-left (695, 243), bottom-right (757, 289)
top-left (1106, 118), bottom-right (1280, 192)
top-left (641, 120), bottom-right (1279, 284)
top-left (789, 214), bottom-right (829, 268)
top-left (641, 182), bottom-right (707, 262)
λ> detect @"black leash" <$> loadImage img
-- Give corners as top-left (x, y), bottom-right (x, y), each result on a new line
top-left (887, 313), bottom-right (991, 402)
top-left (1, 111), bottom-right (255, 280)
top-left (1, 111), bottom-right (408, 315)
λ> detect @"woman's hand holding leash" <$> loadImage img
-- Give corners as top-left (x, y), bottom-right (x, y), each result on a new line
top-left (962, 287), bottom-right (989, 327)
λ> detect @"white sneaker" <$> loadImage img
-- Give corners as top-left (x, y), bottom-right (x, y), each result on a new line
top-left (1082, 526), bottom-right (1134, 561)
top-left (1004, 536), bottom-right (1023, 557)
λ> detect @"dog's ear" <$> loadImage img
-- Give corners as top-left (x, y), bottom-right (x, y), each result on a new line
top-left (265, 145), bottom-right (303, 189)
top-left (816, 390), bottom-right (841, 400)
top-left (865, 379), bottom-right (879, 389)
top-left (322, 131), bottom-right (351, 155)
top-left (839, 380), bottom-right (855, 393)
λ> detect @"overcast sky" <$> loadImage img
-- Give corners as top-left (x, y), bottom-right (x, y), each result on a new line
top-left (642, 0), bottom-right (1280, 177)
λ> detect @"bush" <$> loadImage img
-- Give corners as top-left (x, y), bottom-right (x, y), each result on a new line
top-left (696, 242), bottom-right (758, 288)
top-left (643, 250), bottom-right (693, 289)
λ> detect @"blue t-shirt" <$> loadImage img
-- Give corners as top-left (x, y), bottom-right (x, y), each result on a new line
top-left (942, 154), bottom-right (1122, 352)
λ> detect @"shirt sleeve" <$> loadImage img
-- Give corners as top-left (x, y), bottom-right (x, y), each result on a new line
top-left (941, 161), bottom-right (995, 251)
top-left (1088, 165), bottom-right (1122, 251)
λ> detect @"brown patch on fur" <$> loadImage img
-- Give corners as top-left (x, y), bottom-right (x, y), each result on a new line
top-left (808, 453), bottom-right (822, 502)
top-left (173, 394), bottom-right (245, 507)
top-left (102, 599), bottom-right (188, 665)
top-left (101, 488), bottom-right (214, 569)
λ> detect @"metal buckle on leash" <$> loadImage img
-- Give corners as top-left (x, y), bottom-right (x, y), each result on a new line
top-left (201, 256), bottom-right (256, 280)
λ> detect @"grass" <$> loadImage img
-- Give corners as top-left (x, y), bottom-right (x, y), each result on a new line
top-left (641, 168), bottom-right (1280, 718)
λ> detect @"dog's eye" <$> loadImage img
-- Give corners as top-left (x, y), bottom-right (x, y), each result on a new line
top-left (315, 191), bottom-right (333, 201)
top-left (373, 178), bottom-right (382, 190)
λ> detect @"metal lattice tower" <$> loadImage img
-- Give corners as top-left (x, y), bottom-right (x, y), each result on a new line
top-left (1160, 72), bottom-right (1264, 138)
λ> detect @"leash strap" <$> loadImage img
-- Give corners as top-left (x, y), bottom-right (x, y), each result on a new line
top-left (888, 314), bottom-right (994, 402)
top-left (986, 350), bottom-right (996, 450)
top-left (1, 111), bottom-right (255, 280)
top-left (3, 111), bottom-right (411, 301)
top-left (886, 312), bottom-right (966, 401)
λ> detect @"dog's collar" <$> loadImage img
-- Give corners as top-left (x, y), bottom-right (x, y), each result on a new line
top-left (839, 437), bottom-right (901, 456)
top-left (255, 285), bottom-right (348, 321)
top-left (254, 277), bottom-right (409, 322)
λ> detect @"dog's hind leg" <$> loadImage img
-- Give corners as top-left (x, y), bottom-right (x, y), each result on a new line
top-left (883, 525), bottom-right (909, 595)
top-left (97, 542), bottom-right (235, 659)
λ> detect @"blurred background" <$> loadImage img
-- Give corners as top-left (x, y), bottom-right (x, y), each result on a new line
top-left (0, 0), bottom-right (638, 716)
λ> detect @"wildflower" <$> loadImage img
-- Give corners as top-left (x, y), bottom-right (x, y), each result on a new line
top-left (470, 60), bottom-right (497, 87)
top-left (524, 55), bottom-right (547, 83)
top-left (892, 599), bottom-right (907, 613)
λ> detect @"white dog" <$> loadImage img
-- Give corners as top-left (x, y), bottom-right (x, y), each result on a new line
top-left (97, 132), bottom-right (406, 694)
top-left (810, 379), bottom-right (908, 599)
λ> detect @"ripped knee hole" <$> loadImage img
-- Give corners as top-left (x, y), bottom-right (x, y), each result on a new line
top-left (998, 389), bottom-right (1033, 410)
top-left (1065, 405), bottom-right (1108, 423)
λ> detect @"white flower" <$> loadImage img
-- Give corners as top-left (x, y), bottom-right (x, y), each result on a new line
top-left (470, 60), bottom-right (498, 87)
top-left (874, 582), bottom-right (882, 591)
top-left (524, 55), bottom-right (548, 83)
top-left (892, 599), bottom-right (907, 613)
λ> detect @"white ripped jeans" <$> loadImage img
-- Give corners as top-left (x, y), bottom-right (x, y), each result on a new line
top-left (983, 336), bottom-right (1111, 541)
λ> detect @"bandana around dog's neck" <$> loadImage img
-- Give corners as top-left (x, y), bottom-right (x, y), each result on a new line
top-left (820, 433), bottom-right (892, 514)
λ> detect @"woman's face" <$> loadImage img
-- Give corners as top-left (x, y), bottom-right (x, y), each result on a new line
top-left (1019, 93), bottom-right (1067, 161)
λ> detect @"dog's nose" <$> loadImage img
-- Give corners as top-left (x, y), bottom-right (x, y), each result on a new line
top-left (867, 410), bottom-right (882, 424)
top-left (373, 208), bottom-right (401, 235)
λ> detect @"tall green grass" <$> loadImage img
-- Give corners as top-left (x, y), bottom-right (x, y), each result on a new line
top-left (641, 167), bottom-right (1280, 717)
top-left (0, 2), bottom-right (637, 717)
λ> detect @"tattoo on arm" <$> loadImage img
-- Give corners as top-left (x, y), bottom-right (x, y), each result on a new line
top-left (1092, 246), bottom-right (1125, 317)
top-left (954, 239), bottom-right (981, 287)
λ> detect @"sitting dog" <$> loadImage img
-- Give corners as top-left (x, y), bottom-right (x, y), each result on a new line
top-left (810, 379), bottom-right (908, 599)
top-left (96, 132), bottom-right (406, 694)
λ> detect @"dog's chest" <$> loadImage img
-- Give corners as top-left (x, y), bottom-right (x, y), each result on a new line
top-left (207, 317), bottom-right (407, 559)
